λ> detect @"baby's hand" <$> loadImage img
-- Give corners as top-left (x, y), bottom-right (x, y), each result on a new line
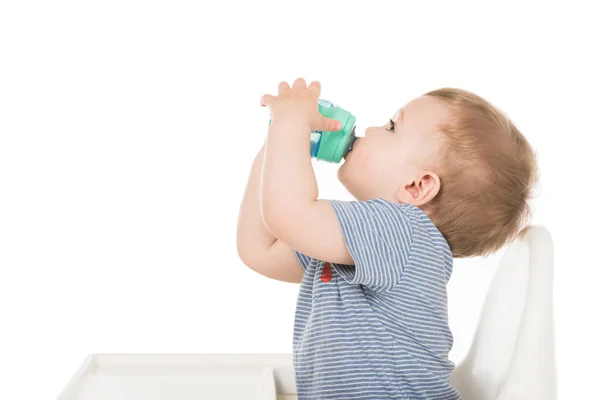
top-left (260, 78), bottom-right (342, 133)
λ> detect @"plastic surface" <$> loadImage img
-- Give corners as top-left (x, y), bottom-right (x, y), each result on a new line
top-left (57, 226), bottom-right (556, 400)
top-left (313, 99), bottom-right (356, 163)
top-left (269, 99), bottom-right (356, 163)
top-left (56, 354), bottom-right (297, 400)
top-left (450, 225), bottom-right (557, 399)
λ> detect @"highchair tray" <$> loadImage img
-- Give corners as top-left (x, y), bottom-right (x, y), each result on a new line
top-left (56, 354), bottom-right (298, 400)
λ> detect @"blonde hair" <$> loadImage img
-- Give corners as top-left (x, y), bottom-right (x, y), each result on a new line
top-left (424, 88), bottom-right (538, 258)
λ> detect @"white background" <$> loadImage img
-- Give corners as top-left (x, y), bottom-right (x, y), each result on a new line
top-left (1, 1), bottom-right (598, 399)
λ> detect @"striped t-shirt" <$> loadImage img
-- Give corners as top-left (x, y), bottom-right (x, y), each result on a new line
top-left (293, 198), bottom-right (461, 399)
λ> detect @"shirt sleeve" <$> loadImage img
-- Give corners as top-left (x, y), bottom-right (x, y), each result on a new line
top-left (328, 198), bottom-right (414, 292)
top-left (294, 250), bottom-right (312, 271)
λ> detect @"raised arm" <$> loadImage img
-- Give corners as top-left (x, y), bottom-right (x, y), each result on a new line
top-left (259, 79), bottom-right (355, 266)
top-left (236, 145), bottom-right (304, 283)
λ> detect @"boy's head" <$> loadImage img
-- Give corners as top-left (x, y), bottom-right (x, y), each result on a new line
top-left (338, 88), bottom-right (538, 258)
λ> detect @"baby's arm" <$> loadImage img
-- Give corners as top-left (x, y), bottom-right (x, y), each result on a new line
top-left (236, 145), bottom-right (304, 283)
top-left (260, 123), bottom-right (412, 291)
top-left (261, 119), bottom-right (355, 266)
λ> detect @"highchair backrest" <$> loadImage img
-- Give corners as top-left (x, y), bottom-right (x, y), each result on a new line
top-left (450, 225), bottom-right (557, 400)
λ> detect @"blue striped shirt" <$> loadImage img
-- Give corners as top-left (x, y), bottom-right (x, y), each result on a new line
top-left (293, 198), bottom-right (461, 399)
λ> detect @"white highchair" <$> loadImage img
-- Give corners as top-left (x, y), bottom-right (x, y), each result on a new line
top-left (57, 226), bottom-right (557, 400)
top-left (450, 225), bottom-right (557, 399)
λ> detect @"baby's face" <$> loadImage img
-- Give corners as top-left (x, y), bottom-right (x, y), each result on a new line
top-left (338, 95), bottom-right (450, 203)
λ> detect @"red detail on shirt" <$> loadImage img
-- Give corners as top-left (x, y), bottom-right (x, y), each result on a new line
top-left (321, 262), bottom-right (332, 282)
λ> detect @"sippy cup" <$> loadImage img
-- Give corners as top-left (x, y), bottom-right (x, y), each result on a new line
top-left (268, 99), bottom-right (357, 163)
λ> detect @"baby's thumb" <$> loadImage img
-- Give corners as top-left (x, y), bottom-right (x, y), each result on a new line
top-left (260, 94), bottom-right (275, 107)
top-left (315, 116), bottom-right (342, 132)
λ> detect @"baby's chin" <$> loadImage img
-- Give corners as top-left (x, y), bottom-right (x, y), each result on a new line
top-left (336, 164), bottom-right (362, 198)
top-left (336, 163), bottom-right (346, 183)
top-left (338, 145), bottom-right (360, 178)
top-left (336, 163), bottom-right (350, 187)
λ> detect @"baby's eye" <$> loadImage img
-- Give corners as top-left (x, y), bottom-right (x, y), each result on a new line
top-left (386, 119), bottom-right (395, 132)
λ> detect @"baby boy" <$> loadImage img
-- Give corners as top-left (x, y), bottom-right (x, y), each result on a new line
top-left (237, 78), bottom-right (537, 399)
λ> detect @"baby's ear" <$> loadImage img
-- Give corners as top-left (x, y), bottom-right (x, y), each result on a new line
top-left (396, 172), bottom-right (441, 206)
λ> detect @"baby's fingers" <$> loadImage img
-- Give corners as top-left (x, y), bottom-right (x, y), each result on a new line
top-left (307, 80), bottom-right (321, 95)
top-left (260, 94), bottom-right (275, 107)
top-left (315, 116), bottom-right (342, 132)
